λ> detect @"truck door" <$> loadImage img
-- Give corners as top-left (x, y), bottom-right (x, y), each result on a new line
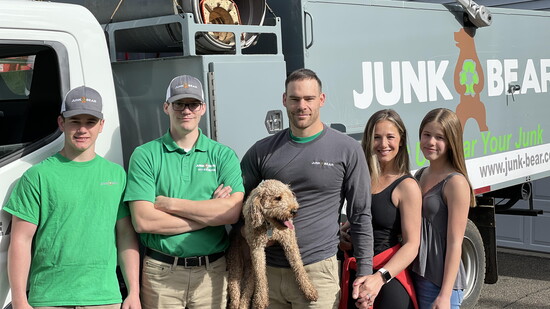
top-left (0, 30), bottom-right (79, 308)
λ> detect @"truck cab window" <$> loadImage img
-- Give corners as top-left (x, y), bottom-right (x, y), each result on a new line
top-left (0, 45), bottom-right (62, 161)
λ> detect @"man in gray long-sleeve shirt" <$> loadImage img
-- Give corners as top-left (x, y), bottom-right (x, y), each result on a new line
top-left (240, 68), bottom-right (373, 308)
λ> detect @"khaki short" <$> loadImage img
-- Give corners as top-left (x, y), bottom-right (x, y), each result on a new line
top-left (140, 255), bottom-right (228, 309)
top-left (35, 305), bottom-right (120, 309)
top-left (267, 255), bottom-right (340, 309)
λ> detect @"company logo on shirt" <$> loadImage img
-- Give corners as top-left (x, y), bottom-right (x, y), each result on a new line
top-left (196, 163), bottom-right (217, 172)
top-left (311, 161), bottom-right (335, 167)
top-left (100, 181), bottom-right (119, 186)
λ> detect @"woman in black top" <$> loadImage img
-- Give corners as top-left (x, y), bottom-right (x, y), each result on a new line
top-left (341, 109), bottom-right (422, 309)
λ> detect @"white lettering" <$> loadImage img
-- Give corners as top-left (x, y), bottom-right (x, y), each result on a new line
top-left (487, 59), bottom-right (503, 97)
top-left (541, 59), bottom-right (550, 93)
top-left (353, 62), bottom-right (374, 109)
top-left (427, 60), bottom-right (452, 102)
top-left (521, 59), bottom-right (541, 94)
top-left (504, 59), bottom-right (518, 96)
top-left (354, 60), bottom-right (451, 108)
top-left (354, 58), bottom-right (550, 110)
top-left (375, 61), bottom-right (401, 106)
top-left (176, 84), bottom-right (198, 89)
top-left (70, 98), bottom-right (96, 103)
top-left (402, 61), bottom-right (427, 104)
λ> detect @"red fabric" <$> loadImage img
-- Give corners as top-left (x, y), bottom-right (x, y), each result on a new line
top-left (339, 244), bottom-right (418, 309)
top-left (339, 251), bottom-right (357, 309)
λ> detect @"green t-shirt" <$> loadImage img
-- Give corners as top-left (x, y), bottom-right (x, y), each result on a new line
top-left (124, 130), bottom-right (244, 257)
top-left (3, 153), bottom-right (128, 307)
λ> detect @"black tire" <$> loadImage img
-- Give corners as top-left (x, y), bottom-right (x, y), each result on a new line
top-left (461, 219), bottom-right (485, 309)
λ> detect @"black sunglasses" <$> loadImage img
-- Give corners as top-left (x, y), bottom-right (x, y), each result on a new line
top-left (171, 102), bottom-right (203, 112)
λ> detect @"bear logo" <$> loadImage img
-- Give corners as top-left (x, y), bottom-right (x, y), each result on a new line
top-left (454, 27), bottom-right (489, 131)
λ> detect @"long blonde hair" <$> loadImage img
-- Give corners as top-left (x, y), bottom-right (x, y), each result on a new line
top-left (419, 108), bottom-right (476, 207)
top-left (362, 109), bottom-right (410, 185)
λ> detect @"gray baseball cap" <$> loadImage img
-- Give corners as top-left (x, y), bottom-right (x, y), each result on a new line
top-left (165, 75), bottom-right (205, 103)
top-left (62, 86), bottom-right (103, 119)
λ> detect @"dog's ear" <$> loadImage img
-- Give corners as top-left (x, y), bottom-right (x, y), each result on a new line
top-left (245, 187), bottom-right (264, 228)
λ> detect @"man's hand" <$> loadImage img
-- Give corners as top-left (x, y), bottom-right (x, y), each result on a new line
top-left (213, 184), bottom-right (232, 199)
top-left (354, 294), bottom-right (374, 309)
top-left (154, 195), bottom-right (174, 213)
top-left (353, 272), bottom-right (385, 309)
top-left (352, 275), bottom-right (376, 307)
top-left (122, 291), bottom-right (141, 309)
top-left (339, 222), bottom-right (353, 252)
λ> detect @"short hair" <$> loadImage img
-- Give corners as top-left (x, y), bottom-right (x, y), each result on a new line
top-left (362, 109), bottom-right (410, 185)
top-left (284, 68), bottom-right (322, 93)
top-left (419, 108), bottom-right (476, 207)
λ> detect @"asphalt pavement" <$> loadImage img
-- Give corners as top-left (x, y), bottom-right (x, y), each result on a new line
top-left (476, 247), bottom-right (550, 308)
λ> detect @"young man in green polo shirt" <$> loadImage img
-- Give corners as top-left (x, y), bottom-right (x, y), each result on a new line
top-left (124, 75), bottom-right (244, 309)
top-left (4, 86), bottom-right (141, 309)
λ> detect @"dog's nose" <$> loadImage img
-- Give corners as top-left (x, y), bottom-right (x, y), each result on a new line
top-left (290, 209), bottom-right (297, 215)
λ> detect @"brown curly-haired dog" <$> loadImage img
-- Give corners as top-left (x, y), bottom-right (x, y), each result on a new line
top-left (227, 179), bottom-right (318, 309)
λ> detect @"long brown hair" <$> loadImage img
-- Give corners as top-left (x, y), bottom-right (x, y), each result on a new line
top-left (362, 109), bottom-right (410, 185)
top-left (419, 108), bottom-right (476, 207)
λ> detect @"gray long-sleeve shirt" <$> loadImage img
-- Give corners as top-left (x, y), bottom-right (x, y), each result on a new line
top-left (241, 125), bottom-right (373, 276)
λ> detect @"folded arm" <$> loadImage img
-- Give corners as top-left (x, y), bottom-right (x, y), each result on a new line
top-left (154, 191), bottom-right (244, 226)
top-left (129, 200), bottom-right (207, 234)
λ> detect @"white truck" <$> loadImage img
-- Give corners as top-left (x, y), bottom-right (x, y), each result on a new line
top-left (1, 0), bottom-right (549, 308)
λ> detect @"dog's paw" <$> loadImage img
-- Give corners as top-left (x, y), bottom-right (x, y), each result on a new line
top-left (304, 287), bottom-right (319, 302)
top-left (253, 298), bottom-right (269, 309)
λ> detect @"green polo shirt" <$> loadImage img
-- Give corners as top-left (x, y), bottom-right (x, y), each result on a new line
top-left (124, 129), bottom-right (243, 257)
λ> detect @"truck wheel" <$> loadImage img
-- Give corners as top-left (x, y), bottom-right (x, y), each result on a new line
top-left (461, 219), bottom-right (485, 309)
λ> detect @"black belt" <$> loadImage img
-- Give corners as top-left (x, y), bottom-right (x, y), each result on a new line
top-left (145, 248), bottom-right (225, 267)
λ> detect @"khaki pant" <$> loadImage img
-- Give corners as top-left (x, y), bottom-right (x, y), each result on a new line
top-left (267, 255), bottom-right (340, 309)
top-left (140, 255), bottom-right (228, 309)
top-left (35, 305), bottom-right (120, 309)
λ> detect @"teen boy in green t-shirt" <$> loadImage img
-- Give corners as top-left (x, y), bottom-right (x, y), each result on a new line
top-left (4, 86), bottom-right (140, 309)
top-left (124, 75), bottom-right (244, 309)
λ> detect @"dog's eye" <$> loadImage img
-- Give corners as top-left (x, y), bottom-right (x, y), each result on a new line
top-left (274, 196), bottom-right (282, 201)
